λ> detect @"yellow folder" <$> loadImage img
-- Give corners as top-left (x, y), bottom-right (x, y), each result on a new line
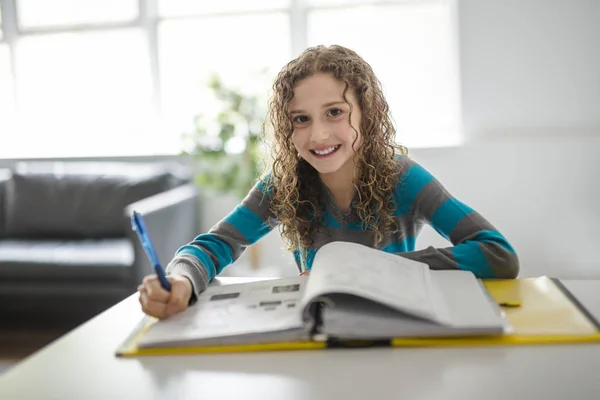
top-left (116, 277), bottom-right (600, 357)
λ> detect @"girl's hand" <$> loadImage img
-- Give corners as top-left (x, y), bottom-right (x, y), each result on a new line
top-left (300, 270), bottom-right (311, 276)
top-left (138, 274), bottom-right (193, 319)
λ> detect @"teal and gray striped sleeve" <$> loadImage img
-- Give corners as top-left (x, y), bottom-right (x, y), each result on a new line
top-left (166, 176), bottom-right (277, 296)
top-left (395, 157), bottom-right (519, 279)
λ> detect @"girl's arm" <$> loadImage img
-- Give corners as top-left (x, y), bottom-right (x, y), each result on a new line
top-left (394, 157), bottom-right (519, 279)
top-left (165, 178), bottom-right (277, 297)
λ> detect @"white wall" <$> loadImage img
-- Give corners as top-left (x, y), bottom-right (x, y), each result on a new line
top-left (218, 0), bottom-right (600, 279)
top-left (458, 0), bottom-right (600, 140)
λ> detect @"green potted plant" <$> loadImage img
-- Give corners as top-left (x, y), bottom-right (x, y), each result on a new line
top-left (181, 73), bottom-right (267, 198)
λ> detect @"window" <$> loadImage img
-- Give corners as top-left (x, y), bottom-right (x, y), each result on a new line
top-left (17, 0), bottom-right (138, 28)
top-left (0, 2), bottom-right (4, 40)
top-left (158, 0), bottom-right (290, 17)
top-left (0, 0), bottom-right (459, 158)
top-left (10, 30), bottom-right (154, 158)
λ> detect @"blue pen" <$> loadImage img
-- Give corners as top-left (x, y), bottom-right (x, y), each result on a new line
top-left (130, 211), bottom-right (172, 292)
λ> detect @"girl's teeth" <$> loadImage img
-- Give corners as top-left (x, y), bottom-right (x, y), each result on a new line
top-left (314, 146), bottom-right (338, 155)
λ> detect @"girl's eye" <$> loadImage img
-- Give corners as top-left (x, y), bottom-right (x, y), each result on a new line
top-left (293, 115), bottom-right (309, 124)
top-left (327, 108), bottom-right (342, 117)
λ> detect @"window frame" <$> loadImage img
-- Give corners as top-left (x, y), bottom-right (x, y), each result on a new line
top-left (1, 0), bottom-right (17, 102)
top-left (0, 0), bottom-right (459, 158)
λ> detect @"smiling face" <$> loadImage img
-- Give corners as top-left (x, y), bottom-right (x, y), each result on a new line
top-left (289, 73), bottom-right (362, 179)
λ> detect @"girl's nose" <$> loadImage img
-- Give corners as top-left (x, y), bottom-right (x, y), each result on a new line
top-left (309, 121), bottom-right (331, 142)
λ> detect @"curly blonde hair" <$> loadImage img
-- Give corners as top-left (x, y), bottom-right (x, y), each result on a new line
top-left (263, 45), bottom-right (407, 256)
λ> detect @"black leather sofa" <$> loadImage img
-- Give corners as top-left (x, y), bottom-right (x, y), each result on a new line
top-left (0, 161), bottom-right (199, 328)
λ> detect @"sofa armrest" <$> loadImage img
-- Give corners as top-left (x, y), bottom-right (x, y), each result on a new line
top-left (123, 183), bottom-right (199, 287)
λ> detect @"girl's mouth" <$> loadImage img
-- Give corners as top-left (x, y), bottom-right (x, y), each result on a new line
top-left (310, 145), bottom-right (341, 158)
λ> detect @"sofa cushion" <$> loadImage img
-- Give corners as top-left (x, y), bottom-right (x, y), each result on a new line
top-left (3, 162), bottom-right (188, 239)
top-left (0, 239), bottom-right (134, 282)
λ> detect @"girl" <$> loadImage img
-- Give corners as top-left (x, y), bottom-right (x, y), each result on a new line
top-left (138, 45), bottom-right (519, 319)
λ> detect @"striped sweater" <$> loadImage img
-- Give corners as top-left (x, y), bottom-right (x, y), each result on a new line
top-left (166, 155), bottom-right (519, 297)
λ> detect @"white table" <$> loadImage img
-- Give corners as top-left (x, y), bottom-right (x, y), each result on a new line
top-left (1, 278), bottom-right (599, 400)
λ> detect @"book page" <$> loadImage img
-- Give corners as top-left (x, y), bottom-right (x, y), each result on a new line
top-left (430, 270), bottom-right (508, 329)
top-left (301, 242), bottom-right (449, 324)
top-left (139, 276), bottom-right (310, 347)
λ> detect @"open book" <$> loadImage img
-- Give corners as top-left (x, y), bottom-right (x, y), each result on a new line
top-left (135, 241), bottom-right (510, 350)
